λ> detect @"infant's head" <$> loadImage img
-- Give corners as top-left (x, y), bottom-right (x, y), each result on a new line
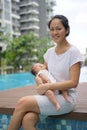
top-left (31, 63), bottom-right (46, 75)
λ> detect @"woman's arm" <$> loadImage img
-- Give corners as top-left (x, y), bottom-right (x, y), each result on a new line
top-left (50, 62), bottom-right (81, 90)
top-left (37, 62), bottom-right (81, 95)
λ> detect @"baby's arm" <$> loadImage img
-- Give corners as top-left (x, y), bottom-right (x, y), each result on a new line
top-left (62, 90), bottom-right (71, 102)
top-left (35, 76), bottom-right (43, 85)
top-left (39, 73), bottom-right (51, 83)
top-left (35, 73), bottom-right (51, 85)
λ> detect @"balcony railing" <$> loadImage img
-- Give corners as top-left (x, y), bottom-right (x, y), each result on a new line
top-left (20, 1), bottom-right (39, 7)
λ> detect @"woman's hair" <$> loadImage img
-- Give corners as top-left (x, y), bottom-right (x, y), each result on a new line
top-left (48, 15), bottom-right (70, 36)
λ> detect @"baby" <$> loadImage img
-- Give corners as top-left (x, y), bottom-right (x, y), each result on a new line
top-left (31, 63), bottom-right (71, 111)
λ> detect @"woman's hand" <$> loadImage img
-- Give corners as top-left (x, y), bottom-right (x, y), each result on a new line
top-left (36, 84), bottom-right (46, 95)
top-left (36, 83), bottom-right (50, 95)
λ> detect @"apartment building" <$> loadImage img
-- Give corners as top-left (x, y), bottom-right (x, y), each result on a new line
top-left (0, 0), bottom-right (56, 40)
top-left (38, 0), bottom-right (56, 37)
top-left (0, 0), bottom-right (11, 35)
top-left (11, 0), bottom-right (21, 38)
top-left (20, 0), bottom-right (40, 37)
top-left (0, 0), bottom-right (20, 38)
top-left (20, 0), bottom-right (56, 37)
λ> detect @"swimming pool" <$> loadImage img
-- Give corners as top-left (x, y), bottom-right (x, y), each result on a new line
top-left (0, 66), bottom-right (87, 91)
top-left (0, 72), bottom-right (35, 91)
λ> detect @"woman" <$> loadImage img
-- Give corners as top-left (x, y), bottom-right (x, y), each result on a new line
top-left (8, 15), bottom-right (83, 130)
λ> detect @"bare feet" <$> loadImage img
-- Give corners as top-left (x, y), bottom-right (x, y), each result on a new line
top-left (66, 97), bottom-right (71, 103)
top-left (56, 103), bottom-right (60, 111)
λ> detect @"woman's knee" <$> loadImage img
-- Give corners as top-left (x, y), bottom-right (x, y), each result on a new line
top-left (22, 112), bottom-right (39, 126)
top-left (15, 96), bottom-right (32, 112)
top-left (15, 96), bottom-right (40, 114)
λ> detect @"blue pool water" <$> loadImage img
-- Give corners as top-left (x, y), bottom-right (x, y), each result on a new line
top-left (0, 66), bottom-right (87, 91)
top-left (79, 66), bottom-right (87, 82)
top-left (0, 72), bottom-right (35, 91)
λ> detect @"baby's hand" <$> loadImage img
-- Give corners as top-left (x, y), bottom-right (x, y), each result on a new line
top-left (35, 76), bottom-right (43, 85)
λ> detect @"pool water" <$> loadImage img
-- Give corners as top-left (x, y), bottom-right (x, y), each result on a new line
top-left (0, 66), bottom-right (87, 91)
top-left (79, 66), bottom-right (87, 82)
top-left (0, 72), bottom-right (35, 91)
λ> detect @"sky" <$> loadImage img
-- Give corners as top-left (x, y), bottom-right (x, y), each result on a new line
top-left (53, 0), bottom-right (87, 54)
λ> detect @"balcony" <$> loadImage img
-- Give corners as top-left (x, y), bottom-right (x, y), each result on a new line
top-left (12, 13), bottom-right (20, 19)
top-left (20, 9), bottom-right (39, 15)
top-left (20, 25), bottom-right (39, 30)
top-left (12, 0), bottom-right (20, 2)
top-left (12, 4), bottom-right (20, 11)
top-left (20, 1), bottom-right (39, 7)
top-left (20, 17), bottom-right (39, 23)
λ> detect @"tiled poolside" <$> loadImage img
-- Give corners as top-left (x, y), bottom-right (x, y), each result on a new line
top-left (0, 83), bottom-right (87, 130)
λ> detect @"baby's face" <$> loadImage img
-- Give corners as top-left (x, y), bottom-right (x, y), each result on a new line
top-left (33, 63), bottom-right (46, 73)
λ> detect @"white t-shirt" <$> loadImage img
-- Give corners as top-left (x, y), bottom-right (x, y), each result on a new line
top-left (44, 46), bottom-right (83, 98)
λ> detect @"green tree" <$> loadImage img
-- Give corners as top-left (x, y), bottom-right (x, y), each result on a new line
top-left (2, 33), bottom-right (54, 72)
top-left (5, 33), bottom-right (36, 71)
top-left (34, 37), bottom-right (53, 63)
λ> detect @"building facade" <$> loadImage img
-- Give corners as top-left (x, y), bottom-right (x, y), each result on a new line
top-left (0, 0), bottom-right (56, 40)
top-left (20, 0), bottom-right (56, 37)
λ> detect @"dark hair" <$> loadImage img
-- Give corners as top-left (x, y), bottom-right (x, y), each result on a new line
top-left (31, 67), bottom-right (36, 75)
top-left (31, 70), bottom-right (35, 75)
top-left (48, 15), bottom-right (70, 36)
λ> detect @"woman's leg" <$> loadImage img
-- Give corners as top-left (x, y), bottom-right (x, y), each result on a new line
top-left (8, 96), bottom-right (40, 130)
top-left (22, 112), bottom-right (40, 130)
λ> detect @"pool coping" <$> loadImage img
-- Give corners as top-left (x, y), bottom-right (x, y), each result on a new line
top-left (0, 83), bottom-right (87, 121)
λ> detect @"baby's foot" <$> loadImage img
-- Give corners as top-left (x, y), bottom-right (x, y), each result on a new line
top-left (66, 97), bottom-right (71, 103)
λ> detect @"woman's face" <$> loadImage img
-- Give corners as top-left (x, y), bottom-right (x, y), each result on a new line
top-left (49, 18), bottom-right (68, 44)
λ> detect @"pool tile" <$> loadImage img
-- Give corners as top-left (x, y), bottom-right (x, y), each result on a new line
top-left (61, 125), bottom-right (66, 130)
top-left (56, 124), bottom-right (61, 130)
top-left (0, 114), bottom-right (87, 130)
top-left (61, 119), bottom-right (66, 125)
top-left (66, 125), bottom-right (72, 130)
top-left (83, 127), bottom-right (87, 130)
